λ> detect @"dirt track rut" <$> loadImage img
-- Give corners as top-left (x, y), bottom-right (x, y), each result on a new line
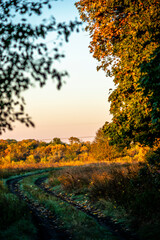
top-left (6, 174), bottom-right (71, 240)
top-left (35, 176), bottom-right (139, 240)
top-left (6, 172), bottom-right (140, 240)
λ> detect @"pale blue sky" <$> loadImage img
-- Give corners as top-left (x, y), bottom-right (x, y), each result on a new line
top-left (2, 0), bottom-right (114, 142)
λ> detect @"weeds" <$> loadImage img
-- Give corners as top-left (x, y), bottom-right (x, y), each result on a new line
top-left (21, 173), bottom-right (119, 240)
top-left (48, 161), bottom-right (160, 239)
top-left (0, 181), bottom-right (37, 240)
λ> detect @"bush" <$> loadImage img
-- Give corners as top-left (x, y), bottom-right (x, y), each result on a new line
top-left (88, 163), bottom-right (160, 223)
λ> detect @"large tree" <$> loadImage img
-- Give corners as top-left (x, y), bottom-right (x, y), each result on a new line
top-left (76, 0), bottom-right (160, 147)
top-left (0, 0), bottom-right (81, 134)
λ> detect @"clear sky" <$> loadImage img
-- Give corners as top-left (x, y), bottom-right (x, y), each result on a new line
top-left (1, 0), bottom-right (114, 142)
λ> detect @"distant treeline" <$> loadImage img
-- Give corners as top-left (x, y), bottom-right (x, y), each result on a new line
top-left (0, 129), bottom-right (155, 169)
top-left (0, 134), bottom-right (117, 166)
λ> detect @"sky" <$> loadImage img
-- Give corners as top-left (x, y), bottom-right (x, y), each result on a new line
top-left (1, 0), bottom-right (115, 143)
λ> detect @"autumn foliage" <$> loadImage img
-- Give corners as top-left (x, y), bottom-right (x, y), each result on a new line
top-left (0, 135), bottom-right (151, 170)
top-left (0, 138), bottom-right (91, 169)
top-left (76, 0), bottom-right (160, 147)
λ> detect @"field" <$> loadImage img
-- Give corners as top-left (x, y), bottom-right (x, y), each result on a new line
top-left (0, 139), bottom-right (160, 239)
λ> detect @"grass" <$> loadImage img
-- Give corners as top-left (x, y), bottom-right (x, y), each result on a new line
top-left (0, 180), bottom-right (37, 240)
top-left (47, 164), bottom-right (132, 229)
top-left (0, 167), bottom-right (55, 181)
top-left (0, 143), bottom-right (159, 240)
top-left (47, 162), bottom-right (160, 240)
top-left (0, 168), bottom-right (53, 240)
top-left (20, 172), bottom-right (119, 240)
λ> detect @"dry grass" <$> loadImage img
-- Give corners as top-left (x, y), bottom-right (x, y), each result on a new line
top-left (48, 159), bottom-right (160, 240)
top-left (49, 161), bottom-right (141, 195)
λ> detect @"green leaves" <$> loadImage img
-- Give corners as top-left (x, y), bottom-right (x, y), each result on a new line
top-left (139, 47), bottom-right (160, 131)
top-left (76, 0), bottom-right (160, 147)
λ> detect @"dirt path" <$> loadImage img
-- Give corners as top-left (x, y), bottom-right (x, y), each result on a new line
top-left (35, 176), bottom-right (139, 240)
top-left (6, 174), bottom-right (71, 240)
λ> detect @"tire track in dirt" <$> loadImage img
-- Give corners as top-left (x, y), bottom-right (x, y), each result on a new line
top-left (6, 173), bottom-right (71, 240)
top-left (35, 176), bottom-right (140, 240)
